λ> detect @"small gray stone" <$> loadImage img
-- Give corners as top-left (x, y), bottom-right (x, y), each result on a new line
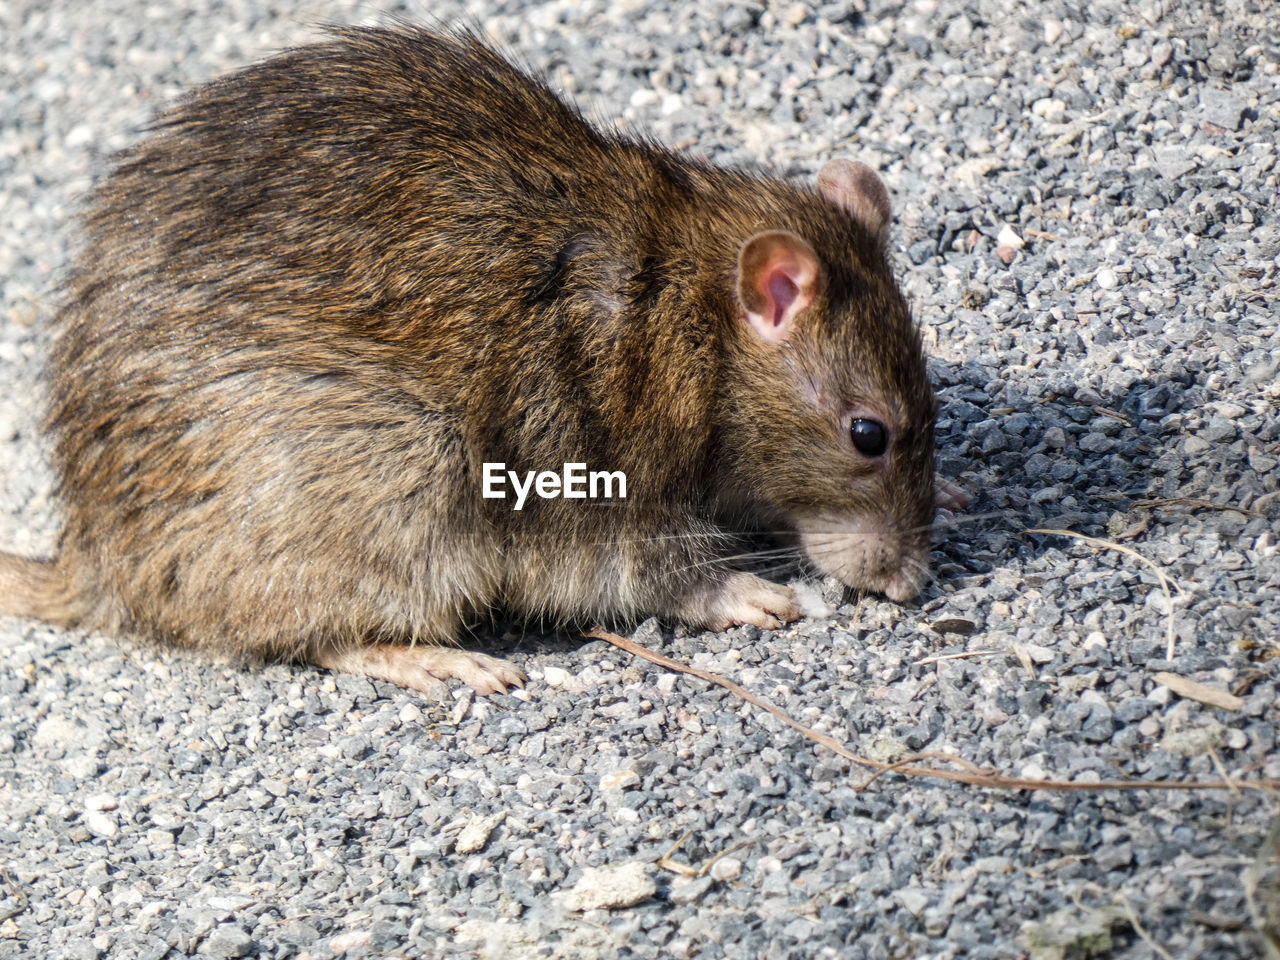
top-left (1094, 843), bottom-right (1134, 872)
top-left (201, 924), bottom-right (253, 958)
top-left (1200, 87), bottom-right (1248, 130)
top-left (337, 735), bottom-right (372, 760)
top-left (1151, 144), bottom-right (1198, 180)
top-left (669, 876), bottom-right (714, 905)
top-left (631, 617), bottom-right (663, 646)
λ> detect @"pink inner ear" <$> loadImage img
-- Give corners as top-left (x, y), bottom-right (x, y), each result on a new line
top-left (767, 268), bottom-right (800, 329)
top-left (737, 230), bottom-right (821, 344)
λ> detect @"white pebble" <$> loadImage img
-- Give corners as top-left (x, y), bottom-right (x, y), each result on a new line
top-left (897, 887), bottom-right (930, 916)
top-left (996, 224), bottom-right (1025, 249)
top-left (600, 769), bottom-right (640, 791)
top-left (398, 703), bottom-right (422, 724)
top-left (1032, 98), bottom-right (1066, 120)
top-left (864, 25), bottom-right (891, 46)
top-left (1215, 401), bottom-right (1247, 419)
top-left (710, 857), bottom-right (742, 881)
top-left (782, 2), bottom-right (808, 26)
top-left (455, 817), bottom-right (497, 854)
top-left (84, 811), bottom-right (118, 839)
top-left (1024, 644), bottom-right (1055, 664)
top-left (33, 716), bottom-right (82, 750)
top-left (1095, 268), bottom-right (1118, 289)
top-left (330, 931), bottom-right (373, 953)
top-left (558, 862), bottom-right (656, 911)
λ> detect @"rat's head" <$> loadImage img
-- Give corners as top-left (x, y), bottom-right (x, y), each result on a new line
top-left (716, 160), bottom-right (943, 602)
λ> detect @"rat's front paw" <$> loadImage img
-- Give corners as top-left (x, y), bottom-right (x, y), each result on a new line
top-left (313, 643), bottom-right (526, 699)
top-left (685, 572), bottom-right (803, 632)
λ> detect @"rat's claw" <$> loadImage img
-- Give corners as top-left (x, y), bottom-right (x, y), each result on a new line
top-left (934, 476), bottom-right (970, 510)
top-left (312, 643), bottom-right (526, 698)
top-left (688, 572), bottom-right (803, 632)
top-left (434, 649), bottom-right (527, 696)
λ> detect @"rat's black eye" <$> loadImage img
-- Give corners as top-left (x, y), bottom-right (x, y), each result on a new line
top-left (850, 419), bottom-right (888, 457)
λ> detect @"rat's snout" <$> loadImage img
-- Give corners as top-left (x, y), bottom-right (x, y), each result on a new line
top-left (795, 512), bottom-right (931, 603)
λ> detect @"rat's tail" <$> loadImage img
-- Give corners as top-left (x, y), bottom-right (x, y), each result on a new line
top-left (0, 552), bottom-right (83, 626)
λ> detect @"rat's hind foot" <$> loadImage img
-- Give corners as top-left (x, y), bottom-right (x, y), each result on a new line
top-left (682, 571), bottom-right (803, 632)
top-left (312, 643), bottom-right (526, 698)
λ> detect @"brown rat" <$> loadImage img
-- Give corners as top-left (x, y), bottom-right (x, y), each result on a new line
top-left (0, 25), bottom-right (958, 696)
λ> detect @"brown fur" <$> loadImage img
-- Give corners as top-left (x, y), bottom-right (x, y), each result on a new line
top-left (0, 26), bottom-right (937, 691)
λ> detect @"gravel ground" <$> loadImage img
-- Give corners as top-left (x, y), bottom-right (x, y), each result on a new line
top-left (2, 0), bottom-right (1279, 957)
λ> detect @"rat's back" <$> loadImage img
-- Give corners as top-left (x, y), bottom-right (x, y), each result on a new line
top-left (65, 27), bottom-right (618, 336)
top-left (36, 27), bottom-right (636, 681)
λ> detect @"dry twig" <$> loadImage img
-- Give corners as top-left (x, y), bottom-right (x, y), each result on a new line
top-left (914, 649), bottom-right (1008, 666)
top-left (586, 628), bottom-right (1278, 795)
top-left (1154, 671), bottom-right (1246, 711)
top-left (656, 831), bottom-right (698, 877)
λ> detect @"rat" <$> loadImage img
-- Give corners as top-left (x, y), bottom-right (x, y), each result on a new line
top-left (0, 25), bottom-right (963, 697)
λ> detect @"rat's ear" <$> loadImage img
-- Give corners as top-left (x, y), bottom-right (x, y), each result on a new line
top-left (737, 230), bottom-right (822, 344)
top-left (818, 159), bottom-right (891, 238)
